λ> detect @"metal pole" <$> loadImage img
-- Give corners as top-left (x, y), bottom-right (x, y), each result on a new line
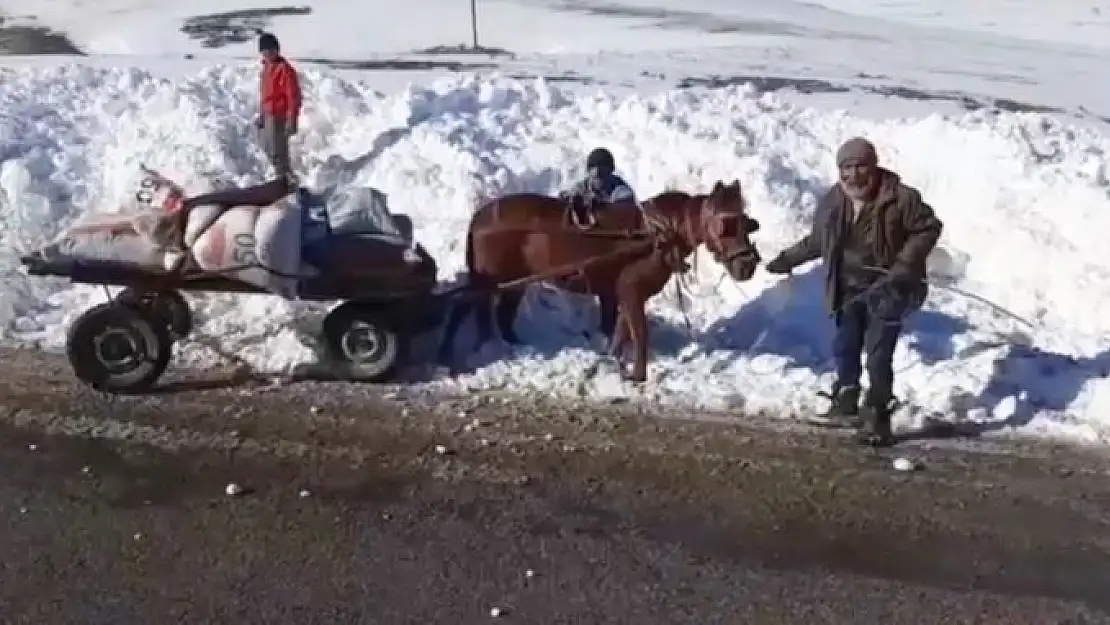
top-left (470, 0), bottom-right (478, 48)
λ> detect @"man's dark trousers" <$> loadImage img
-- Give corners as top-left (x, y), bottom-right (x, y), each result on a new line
top-left (832, 293), bottom-right (902, 404)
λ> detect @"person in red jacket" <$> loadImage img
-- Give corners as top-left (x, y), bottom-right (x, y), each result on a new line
top-left (256, 32), bottom-right (302, 187)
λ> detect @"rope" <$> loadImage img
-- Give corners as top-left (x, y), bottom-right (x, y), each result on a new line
top-left (860, 264), bottom-right (1034, 328)
top-left (737, 274), bottom-right (799, 375)
top-left (492, 240), bottom-right (654, 291)
top-left (467, 203), bottom-right (699, 353)
top-left (735, 263), bottom-right (1038, 378)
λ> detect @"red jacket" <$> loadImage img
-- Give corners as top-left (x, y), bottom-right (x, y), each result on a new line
top-left (260, 56), bottom-right (302, 122)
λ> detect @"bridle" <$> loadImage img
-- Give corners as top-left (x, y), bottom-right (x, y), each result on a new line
top-left (698, 195), bottom-right (759, 266)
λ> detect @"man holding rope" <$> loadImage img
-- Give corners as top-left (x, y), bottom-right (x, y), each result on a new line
top-left (765, 137), bottom-right (943, 447)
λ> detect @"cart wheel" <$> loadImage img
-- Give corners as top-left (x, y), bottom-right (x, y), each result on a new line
top-left (321, 303), bottom-right (405, 382)
top-left (66, 302), bottom-right (173, 393)
top-left (116, 288), bottom-right (193, 340)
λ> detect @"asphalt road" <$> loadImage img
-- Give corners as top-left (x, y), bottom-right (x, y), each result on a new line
top-left (0, 346), bottom-right (1108, 624)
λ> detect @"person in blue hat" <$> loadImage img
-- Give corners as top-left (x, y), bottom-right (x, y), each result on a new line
top-left (560, 147), bottom-right (637, 226)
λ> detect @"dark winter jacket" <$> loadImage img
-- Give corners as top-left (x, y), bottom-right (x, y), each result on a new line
top-left (563, 170), bottom-right (637, 205)
top-left (777, 168), bottom-right (943, 318)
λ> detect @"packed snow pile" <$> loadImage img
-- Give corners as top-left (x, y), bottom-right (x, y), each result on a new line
top-left (2, 63), bottom-right (1110, 441)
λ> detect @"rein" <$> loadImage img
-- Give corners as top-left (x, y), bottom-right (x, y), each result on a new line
top-left (462, 205), bottom-right (698, 306)
top-left (493, 238), bottom-right (654, 291)
top-left (643, 201), bottom-right (702, 332)
top-left (739, 263), bottom-right (1036, 377)
top-left (463, 199), bottom-right (724, 335)
top-left (475, 224), bottom-right (654, 241)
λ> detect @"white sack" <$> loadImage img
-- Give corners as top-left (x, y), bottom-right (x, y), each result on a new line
top-left (42, 166), bottom-right (187, 270)
top-left (189, 198), bottom-right (303, 298)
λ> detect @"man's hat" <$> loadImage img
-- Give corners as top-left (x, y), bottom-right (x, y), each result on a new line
top-left (836, 137), bottom-right (878, 167)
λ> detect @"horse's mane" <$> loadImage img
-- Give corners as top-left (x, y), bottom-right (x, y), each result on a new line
top-left (650, 190), bottom-right (697, 203)
top-left (640, 191), bottom-right (700, 244)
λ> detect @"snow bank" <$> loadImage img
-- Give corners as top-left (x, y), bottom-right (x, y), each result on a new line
top-left (3, 63), bottom-right (1110, 442)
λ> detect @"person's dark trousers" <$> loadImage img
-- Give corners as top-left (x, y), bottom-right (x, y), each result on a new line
top-left (832, 293), bottom-right (902, 444)
top-left (259, 115), bottom-right (292, 186)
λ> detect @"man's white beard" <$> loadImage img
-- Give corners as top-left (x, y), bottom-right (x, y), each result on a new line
top-left (840, 180), bottom-right (869, 201)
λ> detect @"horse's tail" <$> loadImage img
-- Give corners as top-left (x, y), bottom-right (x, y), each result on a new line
top-left (462, 193), bottom-right (503, 278)
top-left (464, 216), bottom-right (477, 277)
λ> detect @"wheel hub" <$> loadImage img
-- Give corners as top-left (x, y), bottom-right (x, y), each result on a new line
top-left (340, 321), bottom-right (384, 364)
top-left (93, 327), bottom-right (144, 372)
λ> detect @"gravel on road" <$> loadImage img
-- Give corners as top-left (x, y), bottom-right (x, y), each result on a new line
top-left (1, 346), bottom-right (1108, 624)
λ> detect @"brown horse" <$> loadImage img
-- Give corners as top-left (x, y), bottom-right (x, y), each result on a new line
top-left (437, 180), bottom-right (763, 382)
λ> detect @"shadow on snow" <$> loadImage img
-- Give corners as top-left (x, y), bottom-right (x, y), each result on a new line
top-left (400, 258), bottom-right (1110, 439)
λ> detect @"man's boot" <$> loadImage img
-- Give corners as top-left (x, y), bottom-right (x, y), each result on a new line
top-left (856, 390), bottom-right (897, 447)
top-left (816, 383), bottom-right (861, 427)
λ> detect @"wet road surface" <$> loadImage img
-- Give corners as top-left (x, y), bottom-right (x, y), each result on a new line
top-left (0, 347), bottom-right (1108, 623)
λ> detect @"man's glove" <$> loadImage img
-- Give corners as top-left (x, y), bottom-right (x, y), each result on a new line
top-left (286, 120), bottom-right (298, 136)
top-left (882, 262), bottom-right (914, 286)
top-left (765, 253), bottom-right (794, 275)
top-left (860, 277), bottom-right (903, 321)
top-left (860, 268), bottom-right (924, 322)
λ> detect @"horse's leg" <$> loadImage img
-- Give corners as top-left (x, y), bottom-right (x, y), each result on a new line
top-left (472, 287), bottom-right (496, 351)
top-left (437, 294), bottom-right (474, 364)
top-left (494, 288), bottom-right (525, 345)
top-left (438, 275), bottom-right (497, 362)
top-left (607, 309), bottom-right (630, 358)
top-left (615, 260), bottom-right (658, 383)
top-left (598, 292), bottom-right (619, 340)
top-left (624, 298), bottom-right (651, 383)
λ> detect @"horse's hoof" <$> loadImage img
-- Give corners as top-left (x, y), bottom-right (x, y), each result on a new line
top-left (605, 337), bottom-right (623, 357)
top-left (620, 370), bottom-right (647, 384)
top-left (434, 345), bottom-right (455, 367)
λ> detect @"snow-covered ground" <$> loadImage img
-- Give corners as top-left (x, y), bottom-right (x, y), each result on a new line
top-left (2, 0), bottom-right (1110, 443)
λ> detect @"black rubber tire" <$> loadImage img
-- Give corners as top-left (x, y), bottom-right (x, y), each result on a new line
top-left (65, 302), bottom-right (173, 393)
top-left (321, 302), bottom-right (405, 382)
top-left (115, 288), bottom-right (193, 340)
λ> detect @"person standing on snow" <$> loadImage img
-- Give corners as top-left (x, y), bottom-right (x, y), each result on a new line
top-left (764, 137), bottom-right (943, 447)
top-left (256, 32), bottom-right (302, 188)
top-left (560, 147), bottom-right (637, 227)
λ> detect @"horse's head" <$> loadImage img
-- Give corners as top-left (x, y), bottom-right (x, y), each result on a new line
top-left (699, 179), bottom-right (761, 281)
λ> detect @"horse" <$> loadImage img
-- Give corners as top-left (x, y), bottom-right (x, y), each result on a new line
top-left (437, 180), bottom-right (762, 382)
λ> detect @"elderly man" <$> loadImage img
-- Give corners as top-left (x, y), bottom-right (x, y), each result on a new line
top-left (765, 137), bottom-right (943, 447)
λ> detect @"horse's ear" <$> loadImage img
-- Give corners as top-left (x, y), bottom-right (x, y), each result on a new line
top-left (729, 179), bottom-right (741, 193)
top-left (711, 181), bottom-right (724, 196)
